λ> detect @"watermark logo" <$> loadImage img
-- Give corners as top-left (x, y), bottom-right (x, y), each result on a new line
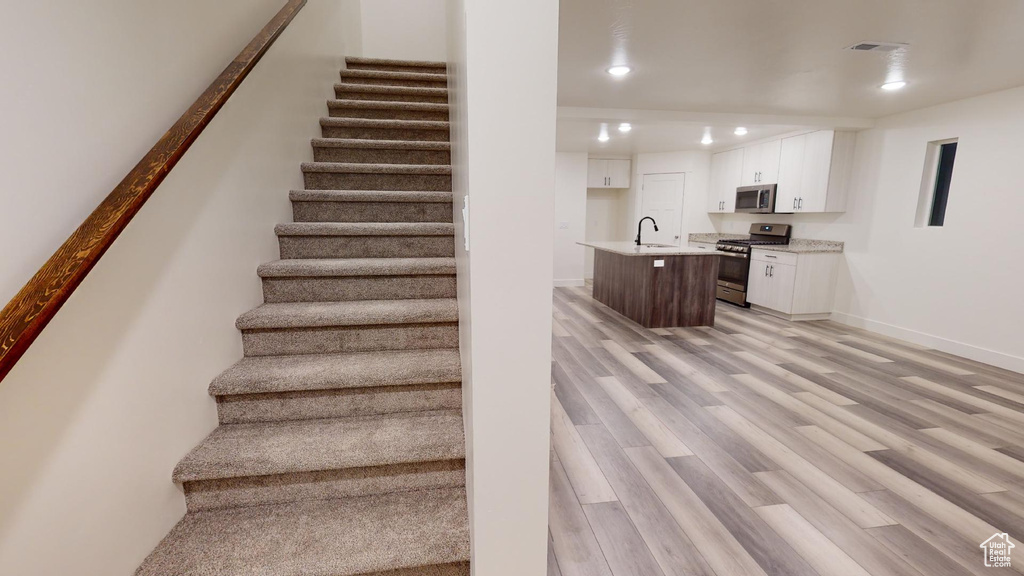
top-left (981, 533), bottom-right (1014, 568)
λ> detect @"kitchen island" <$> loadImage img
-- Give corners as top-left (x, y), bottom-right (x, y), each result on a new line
top-left (579, 241), bottom-right (721, 328)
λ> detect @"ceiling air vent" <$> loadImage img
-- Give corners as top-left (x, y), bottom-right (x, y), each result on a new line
top-left (846, 41), bottom-right (908, 53)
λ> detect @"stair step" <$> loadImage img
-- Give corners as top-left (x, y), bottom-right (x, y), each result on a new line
top-left (175, 411), bottom-right (466, 510)
top-left (258, 257), bottom-right (457, 302)
top-left (276, 222), bottom-right (455, 259)
top-left (320, 117), bottom-right (450, 142)
top-left (210, 348), bottom-right (462, 424)
top-left (302, 161), bottom-right (452, 191)
top-left (237, 299), bottom-right (458, 356)
top-left (212, 348), bottom-right (462, 395)
top-left (291, 189), bottom-right (453, 203)
top-left (335, 83), bottom-right (448, 103)
top-left (135, 487), bottom-right (470, 575)
top-left (346, 56), bottom-right (447, 74)
top-left (291, 189), bottom-right (453, 222)
top-left (328, 100), bottom-right (449, 121)
top-left (174, 410), bottom-right (465, 483)
top-left (340, 69), bottom-right (448, 88)
top-left (236, 298), bottom-right (458, 330)
top-left (311, 138), bottom-right (451, 164)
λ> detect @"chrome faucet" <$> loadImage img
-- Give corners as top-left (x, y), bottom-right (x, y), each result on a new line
top-left (635, 217), bottom-right (659, 246)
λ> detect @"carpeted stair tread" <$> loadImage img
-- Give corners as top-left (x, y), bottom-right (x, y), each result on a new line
top-left (236, 298), bottom-right (458, 330)
top-left (339, 69), bottom-right (447, 82)
top-left (258, 257), bottom-right (456, 278)
top-left (328, 100), bottom-right (449, 112)
top-left (335, 83), bottom-right (448, 97)
top-left (290, 189), bottom-right (452, 202)
top-left (173, 410), bottom-right (464, 482)
top-left (320, 117), bottom-right (450, 131)
top-left (312, 138), bottom-right (451, 150)
top-left (301, 162), bottom-right (452, 175)
top-left (275, 222), bottom-right (454, 236)
top-left (135, 487), bottom-right (470, 576)
top-left (210, 349), bottom-right (462, 395)
top-left (346, 56), bottom-right (447, 70)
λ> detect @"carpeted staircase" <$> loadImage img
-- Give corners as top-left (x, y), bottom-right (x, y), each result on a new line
top-left (135, 57), bottom-right (470, 576)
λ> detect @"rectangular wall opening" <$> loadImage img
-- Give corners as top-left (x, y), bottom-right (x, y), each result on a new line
top-left (915, 138), bottom-right (958, 227)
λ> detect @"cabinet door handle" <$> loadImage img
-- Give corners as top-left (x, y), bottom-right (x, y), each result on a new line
top-left (793, 197), bottom-right (797, 210)
top-left (799, 198), bottom-right (803, 209)
top-left (770, 265), bottom-right (774, 278)
top-left (765, 264), bottom-right (769, 276)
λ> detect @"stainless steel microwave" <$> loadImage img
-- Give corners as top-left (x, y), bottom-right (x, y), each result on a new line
top-left (735, 184), bottom-right (777, 213)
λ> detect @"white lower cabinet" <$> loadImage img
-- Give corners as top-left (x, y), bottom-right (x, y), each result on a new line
top-left (747, 249), bottom-right (839, 320)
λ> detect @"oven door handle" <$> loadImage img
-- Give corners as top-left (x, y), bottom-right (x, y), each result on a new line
top-left (716, 251), bottom-right (748, 259)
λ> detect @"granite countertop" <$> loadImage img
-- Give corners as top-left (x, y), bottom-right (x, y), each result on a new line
top-left (578, 241), bottom-right (720, 257)
top-left (688, 233), bottom-right (746, 243)
top-left (687, 233), bottom-right (844, 254)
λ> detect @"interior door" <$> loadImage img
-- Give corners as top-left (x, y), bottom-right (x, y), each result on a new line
top-left (640, 172), bottom-right (685, 245)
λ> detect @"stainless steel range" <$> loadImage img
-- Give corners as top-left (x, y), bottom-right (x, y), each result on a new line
top-left (714, 223), bottom-right (792, 306)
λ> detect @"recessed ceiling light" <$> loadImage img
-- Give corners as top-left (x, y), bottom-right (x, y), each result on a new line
top-left (734, 127), bottom-right (748, 136)
top-left (607, 65), bottom-right (632, 76)
top-left (701, 133), bottom-right (714, 145)
top-left (598, 134), bottom-right (610, 142)
top-left (618, 123), bottom-right (632, 132)
top-left (881, 81), bottom-right (907, 91)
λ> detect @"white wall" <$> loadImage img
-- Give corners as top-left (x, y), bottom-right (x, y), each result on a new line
top-left (0, 0), bottom-right (285, 306)
top-left (0, 2), bottom-right (358, 574)
top-left (712, 86), bottom-right (1024, 372)
top-left (361, 0), bottom-right (447, 61)
top-left (629, 151), bottom-right (717, 243)
top-left (583, 188), bottom-right (630, 278)
top-left (554, 153), bottom-right (588, 286)
top-left (447, 0), bottom-right (558, 573)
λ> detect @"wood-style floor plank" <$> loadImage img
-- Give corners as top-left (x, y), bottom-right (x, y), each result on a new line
top-left (548, 453), bottom-right (614, 576)
top-left (550, 394), bottom-right (618, 504)
top-left (577, 424), bottom-right (717, 576)
top-left (754, 503), bottom-right (874, 576)
top-left (625, 446), bottom-right (768, 576)
top-left (582, 501), bottom-right (666, 576)
top-left (548, 287), bottom-right (1024, 576)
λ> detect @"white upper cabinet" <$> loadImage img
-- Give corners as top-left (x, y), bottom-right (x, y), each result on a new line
top-left (775, 130), bottom-right (856, 213)
top-left (588, 159), bottom-right (631, 188)
top-left (740, 140), bottom-right (782, 186)
top-left (708, 148), bottom-right (744, 213)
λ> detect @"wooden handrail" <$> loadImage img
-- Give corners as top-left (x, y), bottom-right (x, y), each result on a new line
top-left (0, 0), bottom-right (307, 382)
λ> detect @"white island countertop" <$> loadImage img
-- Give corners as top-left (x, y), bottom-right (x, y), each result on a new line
top-left (578, 241), bottom-right (721, 257)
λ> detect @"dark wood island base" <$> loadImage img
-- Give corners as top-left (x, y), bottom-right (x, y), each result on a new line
top-left (592, 249), bottom-right (720, 328)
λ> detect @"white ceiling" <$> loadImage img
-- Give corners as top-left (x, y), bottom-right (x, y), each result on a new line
top-left (556, 118), bottom-right (803, 154)
top-left (557, 0), bottom-right (1024, 119)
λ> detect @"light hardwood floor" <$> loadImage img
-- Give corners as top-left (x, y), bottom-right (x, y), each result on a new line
top-left (548, 285), bottom-right (1024, 576)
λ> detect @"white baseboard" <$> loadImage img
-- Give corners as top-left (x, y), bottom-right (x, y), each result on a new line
top-left (554, 279), bottom-right (586, 287)
top-left (830, 311), bottom-right (1024, 375)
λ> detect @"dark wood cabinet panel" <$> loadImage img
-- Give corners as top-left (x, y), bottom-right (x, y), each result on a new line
top-left (592, 251), bottom-right (719, 328)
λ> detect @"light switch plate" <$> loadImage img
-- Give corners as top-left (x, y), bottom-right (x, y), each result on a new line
top-left (558, 221), bottom-right (569, 229)
top-left (654, 260), bottom-right (665, 267)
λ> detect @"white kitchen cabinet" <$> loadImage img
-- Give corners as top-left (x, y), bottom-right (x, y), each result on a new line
top-left (747, 259), bottom-right (797, 314)
top-left (747, 249), bottom-right (839, 320)
top-left (707, 148), bottom-right (744, 213)
top-left (740, 140), bottom-right (781, 186)
top-left (775, 130), bottom-right (856, 213)
top-left (588, 159), bottom-right (631, 188)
